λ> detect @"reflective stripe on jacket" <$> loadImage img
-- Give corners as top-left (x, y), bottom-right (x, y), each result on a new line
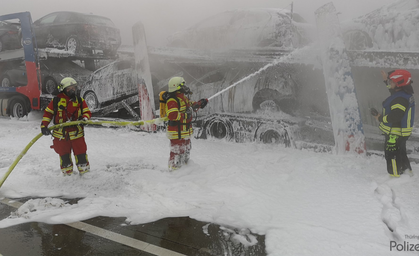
top-left (379, 90), bottom-right (415, 137)
top-left (166, 92), bottom-right (194, 140)
top-left (41, 93), bottom-right (91, 140)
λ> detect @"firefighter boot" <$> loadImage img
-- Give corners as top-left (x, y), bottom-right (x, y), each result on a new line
top-left (60, 154), bottom-right (73, 176)
top-left (168, 155), bottom-right (181, 171)
top-left (184, 146), bottom-right (191, 165)
top-left (75, 153), bottom-right (90, 175)
top-left (77, 164), bottom-right (90, 175)
top-left (181, 140), bottom-right (191, 165)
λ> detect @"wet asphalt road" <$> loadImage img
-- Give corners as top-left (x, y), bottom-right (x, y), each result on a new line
top-left (0, 197), bottom-right (266, 256)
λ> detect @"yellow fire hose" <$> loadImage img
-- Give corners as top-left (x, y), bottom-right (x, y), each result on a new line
top-left (0, 117), bottom-right (168, 188)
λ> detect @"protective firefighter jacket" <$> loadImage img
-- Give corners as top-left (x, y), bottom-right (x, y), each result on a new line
top-left (166, 92), bottom-right (195, 140)
top-left (41, 93), bottom-right (91, 140)
top-left (379, 90), bottom-right (415, 137)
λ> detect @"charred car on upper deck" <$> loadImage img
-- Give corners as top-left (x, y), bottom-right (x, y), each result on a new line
top-left (341, 0), bottom-right (419, 51)
top-left (165, 7), bottom-right (373, 52)
top-left (32, 11), bottom-right (121, 57)
top-left (167, 8), bottom-right (312, 50)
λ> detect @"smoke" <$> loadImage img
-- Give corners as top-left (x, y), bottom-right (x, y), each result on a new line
top-left (0, 0), bottom-right (397, 46)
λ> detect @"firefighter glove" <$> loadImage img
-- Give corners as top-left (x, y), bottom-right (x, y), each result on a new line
top-left (386, 143), bottom-right (397, 152)
top-left (41, 126), bottom-right (51, 136)
top-left (386, 135), bottom-right (398, 152)
top-left (192, 99), bottom-right (208, 111)
top-left (370, 108), bottom-right (379, 117)
top-left (78, 116), bottom-right (88, 121)
top-left (199, 98), bottom-right (208, 109)
top-left (78, 116), bottom-right (88, 127)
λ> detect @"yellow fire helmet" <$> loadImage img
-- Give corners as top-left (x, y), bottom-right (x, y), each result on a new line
top-left (168, 77), bottom-right (185, 93)
top-left (58, 77), bottom-right (77, 92)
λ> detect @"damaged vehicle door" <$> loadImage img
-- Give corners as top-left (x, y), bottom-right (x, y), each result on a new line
top-left (81, 58), bottom-right (137, 111)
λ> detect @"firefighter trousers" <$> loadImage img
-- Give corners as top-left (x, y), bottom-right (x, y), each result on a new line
top-left (52, 136), bottom-right (89, 172)
top-left (169, 138), bottom-right (191, 170)
top-left (384, 134), bottom-right (411, 177)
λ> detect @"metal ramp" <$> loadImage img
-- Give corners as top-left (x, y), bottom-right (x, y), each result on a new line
top-left (144, 46), bottom-right (419, 69)
top-left (90, 95), bottom-right (139, 118)
top-left (0, 49), bottom-right (24, 63)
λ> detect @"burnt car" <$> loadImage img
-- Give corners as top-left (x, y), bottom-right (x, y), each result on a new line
top-left (341, 0), bottom-right (419, 51)
top-left (80, 58), bottom-right (137, 111)
top-left (341, 29), bottom-right (373, 50)
top-left (32, 11), bottom-right (121, 57)
top-left (167, 8), bottom-right (312, 50)
top-left (0, 59), bottom-right (92, 95)
top-left (0, 20), bottom-right (21, 52)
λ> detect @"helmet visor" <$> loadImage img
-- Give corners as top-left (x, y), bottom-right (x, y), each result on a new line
top-left (65, 84), bottom-right (78, 92)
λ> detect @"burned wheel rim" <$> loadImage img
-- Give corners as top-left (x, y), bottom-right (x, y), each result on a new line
top-left (1, 76), bottom-right (10, 87)
top-left (84, 91), bottom-right (98, 110)
top-left (259, 100), bottom-right (278, 112)
top-left (44, 78), bottom-right (57, 94)
top-left (209, 121), bottom-right (228, 139)
top-left (66, 37), bottom-right (77, 53)
top-left (260, 129), bottom-right (290, 146)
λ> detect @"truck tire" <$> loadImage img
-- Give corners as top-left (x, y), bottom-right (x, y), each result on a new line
top-left (260, 129), bottom-right (290, 146)
top-left (83, 91), bottom-right (98, 110)
top-left (10, 98), bottom-right (28, 118)
top-left (0, 98), bottom-right (8, 116)
top-left (255, 124), bottom-right (291, 147)
top-left (206, 117), bottom-right (233, 140)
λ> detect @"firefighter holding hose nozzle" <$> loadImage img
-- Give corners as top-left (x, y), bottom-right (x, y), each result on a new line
top-left (159, 77), bottom-right (208, 171)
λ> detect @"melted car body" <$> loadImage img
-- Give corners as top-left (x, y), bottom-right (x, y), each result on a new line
top-left (80, 58), bottom-right (137, 111)
top-left (167, 8), bottom-right (312, 50)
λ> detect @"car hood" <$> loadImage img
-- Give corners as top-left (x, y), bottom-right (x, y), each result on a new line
top-left (42, 60), bottom-right (92, 86)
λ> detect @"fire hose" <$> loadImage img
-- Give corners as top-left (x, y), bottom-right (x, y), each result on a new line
top-left (0, 117), bottom-right (168, 188)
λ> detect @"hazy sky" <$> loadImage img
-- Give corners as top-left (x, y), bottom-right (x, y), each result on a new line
top-left (1, 0), bottom-right (397, 46)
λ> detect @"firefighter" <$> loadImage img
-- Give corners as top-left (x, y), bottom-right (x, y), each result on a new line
top-left (165, 76), bottom-right (208, 170)
top-left (40, 77), bottom-right (92, 176)
top-left (371, 69), bottom-right (415, 177)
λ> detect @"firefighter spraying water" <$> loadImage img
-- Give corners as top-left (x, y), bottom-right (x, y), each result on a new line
top-left (159, 77), bottom-right (208, 170)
